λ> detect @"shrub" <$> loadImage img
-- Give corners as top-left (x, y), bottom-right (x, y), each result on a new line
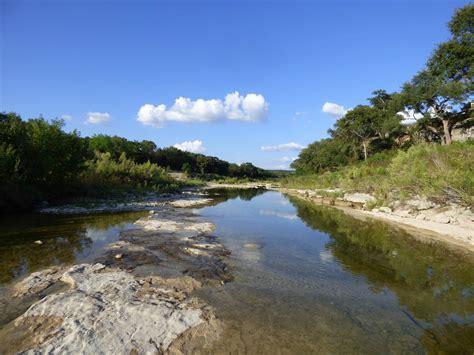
top-left (281, 141), bottom-right (474, 207)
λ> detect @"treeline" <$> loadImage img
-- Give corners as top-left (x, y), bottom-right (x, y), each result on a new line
top-left (292, 5), bottom-right (473, 174)
top-left (0, 113), bottom-right (270, 212)
top-left (87, 133), bottom-right (271, 179)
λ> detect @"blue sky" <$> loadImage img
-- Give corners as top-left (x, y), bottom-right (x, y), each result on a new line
top-left (1, 0), bottom-right (470, 169)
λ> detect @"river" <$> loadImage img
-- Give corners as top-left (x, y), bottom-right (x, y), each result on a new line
top-left (1, 189), bottom-right (473, 353)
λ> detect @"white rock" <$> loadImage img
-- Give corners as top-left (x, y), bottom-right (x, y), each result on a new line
top-left (134, 218), bottom-right (180, 232)
top-left (34, 240), bottom-right (43, 245)
top-left (379, 207), bottom-right (392, 214)
top-left (17, 264), bottom-right (204, 354)
top-left (405, 197), bottom-right (436, 211)
top-left (343, 193), bottom-right (376, 204)
top-left (169, 199), bottom-right (213, 208)
top-left (427, 213), bottom-right (451, 224)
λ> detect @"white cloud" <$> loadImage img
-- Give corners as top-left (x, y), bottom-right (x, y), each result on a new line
top-left (86, 112), bottom-right (111, 124)
top-left (61, 114), bottom-right (73, 121)
top-left (275, 156), bottom-right (297, 163)
top-left (261, 142), bottom-right (305, 152)
top-left (322, 102), bottom-right (348, 119)
top-left (397, 108), bottom-right (438, 125)
top-left (173, 140), bottom-right (206, 154)
top-left (137, 92), bottom-right (269, 128)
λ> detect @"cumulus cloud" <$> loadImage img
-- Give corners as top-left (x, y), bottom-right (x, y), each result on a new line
top-left (261, 142), bottom-right (305, 152)
top-left (86, 112), bottom-right (111, 124)
top-left (322, 102), bottom-right (348, 119)
top-left (173, 140), bottom-right (206, 154)
top-left (137, 92), bottom-right (269, 128)
top-left (61, 114), bottom-right (73, 121)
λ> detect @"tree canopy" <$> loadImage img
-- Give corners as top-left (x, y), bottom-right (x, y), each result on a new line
top-left (292, 4), bottom-right (473, 174)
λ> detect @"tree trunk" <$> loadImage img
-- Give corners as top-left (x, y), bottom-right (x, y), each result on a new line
top-left (442, 118), bottom-right (452, 145)
top-left (362, 141), bottom-right (368, 161)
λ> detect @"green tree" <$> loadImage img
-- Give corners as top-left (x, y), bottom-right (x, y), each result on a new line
top-left (332, 105), bottom-right (382, 161)
top-left (402, 4), bottom-right (473, 145)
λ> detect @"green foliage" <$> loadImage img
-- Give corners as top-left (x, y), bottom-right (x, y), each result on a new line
top-left (0, 113), bottom-right (89, 211)
top-left (402, 4), bottom-right (473, 145)
top-left (293, 4), bottom-right (472, 176)
top-left (388, 141), bottom-right (474, 205)
top-left (0, 112), bottom-right (271, 212)
top-left (88, 134), bottom-right (157, 163)
top-left (282, 142), bottom-right (474, 207)
top-left (291, 138), bottom-right (351, 173)
top-left (80, 152), bottom-right (178, 196)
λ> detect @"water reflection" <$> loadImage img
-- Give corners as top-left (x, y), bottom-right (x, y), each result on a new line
top-left (205, 188), bottom-right (266, 204)
top-left (288, 196), bottom-right (474, 353)
top-left (0, 211), bottom-right (146, 284)
top-left (259, 209), bottom-right (298, 220)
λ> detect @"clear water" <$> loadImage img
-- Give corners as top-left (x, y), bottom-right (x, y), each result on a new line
top-left (0, 211), bottom-right (147, 284)
top-left (196, 190), bottom-right (474, 354)
top-left (0, 189), bottom-right (473, 353)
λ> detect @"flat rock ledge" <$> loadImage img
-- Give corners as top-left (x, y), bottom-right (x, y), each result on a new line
top-left (2, 263), bottom-right (220, 354)
top-left (2, 201), bottom-right (230, 354)
top-left (38, 192), bottom-right (214, 214)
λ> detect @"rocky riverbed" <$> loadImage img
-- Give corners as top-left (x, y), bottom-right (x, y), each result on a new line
top-left (0, 196), bottom-right (231, 354)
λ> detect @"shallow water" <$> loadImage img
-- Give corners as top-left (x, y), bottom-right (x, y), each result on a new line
top-left (0, 211), bottom-right (147, 285)
top-left (196, 190), bottom-right (474, 354)
top-left (0, 190), bottom-right (473, 353)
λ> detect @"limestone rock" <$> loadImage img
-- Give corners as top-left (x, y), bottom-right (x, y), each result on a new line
top-left (379, 207), bottom-right (392, 214)
top-left (170, 199), bottom-right (213, 208)
top-left (14, 264), bottom-right (206, 354)
top-left (343, 193), bottom-right (376, 204)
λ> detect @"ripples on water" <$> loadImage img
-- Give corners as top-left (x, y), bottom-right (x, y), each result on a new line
top-left (0, 189), bottom-right (473, 353)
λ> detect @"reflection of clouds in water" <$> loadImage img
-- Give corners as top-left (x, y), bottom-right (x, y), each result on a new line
top-left (85, 228), bottom-right (116, 242)
top-left (259, 209), bottom-right (298, 221)
top-left (240, 245), bottom-right (262, 265)
top-left (319, 249), bottom-right (334, 264)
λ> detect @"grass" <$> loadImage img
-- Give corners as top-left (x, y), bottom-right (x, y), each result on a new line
top-left (280, 141), bottom-right (474, 207)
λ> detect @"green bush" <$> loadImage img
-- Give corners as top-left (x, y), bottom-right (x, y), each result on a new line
top-left (281, 141), bottom-right (474, 207)
top-left (388, 142), bottom-right (474, 206)
top-left (80, 152), bottom-right (179, 196)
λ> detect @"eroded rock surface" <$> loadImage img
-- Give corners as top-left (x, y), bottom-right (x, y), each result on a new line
top-left (3, 264), bottom-right (210, 354)
top-left (169, 198), bottom-right (214, 208)
top-left (3, 198), bottom-right (232, 354)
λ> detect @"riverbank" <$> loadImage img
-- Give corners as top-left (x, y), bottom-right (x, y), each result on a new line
top-left (0, 195), bottom-right (230, 354)
top-left (279, 188), bottom-right (474, 252)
